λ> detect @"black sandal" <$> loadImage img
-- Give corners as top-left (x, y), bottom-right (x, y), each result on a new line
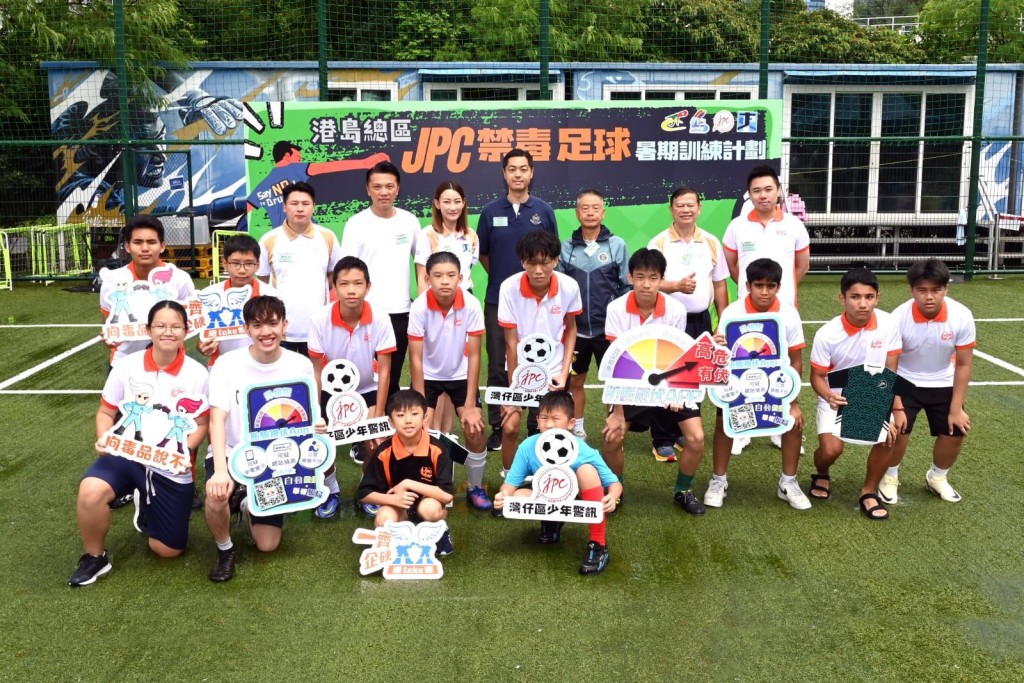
top-left (858, 492), bottom-right (889, 520)
top-left (809, 473), bottom-right (831, 500)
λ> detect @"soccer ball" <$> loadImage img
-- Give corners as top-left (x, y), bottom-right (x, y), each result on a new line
top-left (321, 359), bottom-right (360, 395)
top-left (519, 334), bottom-right (554, 365)
top-left (536, 428), bottom-right (578, 467)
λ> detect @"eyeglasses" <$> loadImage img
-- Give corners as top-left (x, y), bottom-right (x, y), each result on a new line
top-left (151, 324), bottom-right (187, 333)
top-left (226, 261), bottom-right (259, 269)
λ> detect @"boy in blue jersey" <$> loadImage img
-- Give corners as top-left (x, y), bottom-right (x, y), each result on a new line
top-left (493, 390), bottom-right (622, 575)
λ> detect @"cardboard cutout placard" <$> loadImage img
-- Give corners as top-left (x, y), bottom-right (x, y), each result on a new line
top-left (321, 359), bottom-right (396, 444)
top-left (352, 520), bottom-right (447, 579)
top-left (708, 314), bottom-right (801, 438)
top-left (485, 333), bottom-right (555, 407)
top-left (598, 325), bottom-right (731, 406)
top-left (502, 429), bottom-right (604, 524)
top-left (100, 264), bottom-right (185, 343)
top-left (827, 364), bottom-right (916, 445)
top-left (228, 378), bottom-right (336, 515)
top-left (100, 379), bottom-right (206, 475)
top-left (192, 284), bottom-right (253, 341)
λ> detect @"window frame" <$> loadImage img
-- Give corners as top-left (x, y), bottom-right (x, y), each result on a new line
top-left (423, 82), bottom-right (565, 102)
top-left (602, 84), bottom-right (758, 101)
top-left (326, 81), bottom-right (398, 102)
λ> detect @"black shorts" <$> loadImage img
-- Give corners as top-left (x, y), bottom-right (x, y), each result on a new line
top-left (902, 386), bottom-right (965, 438)
top-left (424, 379), bottom-right (475, 410)
top-left (204, 457), bottom-right (284, 528)
top-left (571, 336), bottom-right (610, 375)
top-left (281, 340), bottom-right (309, 357)
top-left (619, 403), bottom-right (701, 432)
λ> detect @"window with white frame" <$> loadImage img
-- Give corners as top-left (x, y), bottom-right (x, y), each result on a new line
top-left (425, 83), bottom-right (564, 101)
top-left (785, 87), bottom-right (971, 218)
top-left (328, 82), bottom-right (397, 101)
top-left (603, 85), bottom-right (757, 101)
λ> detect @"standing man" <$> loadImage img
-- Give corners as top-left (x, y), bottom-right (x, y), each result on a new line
top-left (647, 187), bottom-right (729, 462)
top-left (340, 160), bottom-right (420, 401)
top-left (256, 181), bottom-right (342, 356)
top-left (559, 189), bottom-right (630, 440)
top-left (477, 148), bottom-right (558, 450)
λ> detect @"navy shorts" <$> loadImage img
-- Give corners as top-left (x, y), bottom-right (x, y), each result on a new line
top-left (84, 456), bottom-right (192, 550)
top-left (902, 386), bottom-right (966, 438)
top-left (204, 457), bottom-right (284, 529)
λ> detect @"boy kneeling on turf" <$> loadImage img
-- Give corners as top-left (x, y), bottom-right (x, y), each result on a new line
top-left (357, 389), bottom-right (455, 556)
top-left (493, 390), bottom-right (622, 575)
top-left (707, 258), bottom-right (810, 510)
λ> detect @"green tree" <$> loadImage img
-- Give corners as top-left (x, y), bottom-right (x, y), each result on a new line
top-left (852, 0), bottom-right (926, 18)
top-left (643, 0), bottom-right (758, 62)
top-left (919, 0), bottom-right (1024, 63)
top-left (772, 8), bottom-right (926, 62)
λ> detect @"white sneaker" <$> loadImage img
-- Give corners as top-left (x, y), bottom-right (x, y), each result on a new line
top-left (572, 425), bottom-right (587, 441)
top-left (777, 480), bottom-right (812, 510)
top-left (703, 478), bottom-right (728, 508)
top-left (925, 472), bottom-right (961, 503)
top-left (730, 436), bottom-right (751, 456)
top-left (878, 474), bottom-right (900, 504)
top-left (770, 433), bottom-right (783, 449)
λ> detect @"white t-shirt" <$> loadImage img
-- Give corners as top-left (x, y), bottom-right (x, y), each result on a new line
top-left (408, 289), bottom-right (485, 381)
top-left (648, 227), bottom-right (728, 313)
top-left (209, 347), bottom-right (315, 452)
top-left (722, 208), bottom-right (810, 307)
top-left (810, 310), bottom-right (902, 407)
top-left (341, 207), bottom-right (420, 313)
top-left (199, 279), bottom-right (281, 366)
top-left (497, 271), bottom-right (582, 373)
top-left (892, 297), bottom-right (976, 387)
top-left (717, 296), bottom-right (806, 353)
top-left (307, 301), bottom-right (397, 395)
top-left (605, 292), bottom-right (687, 341)
top-left (257, 223), bottom-right (341, 343)
top-left (100, 347), bottom-right (210, 484)
top-left (414, 227), bottom-right (479, 291)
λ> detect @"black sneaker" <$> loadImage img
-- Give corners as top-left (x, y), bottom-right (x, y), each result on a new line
top-left (349, 442), bottom-right (365, 465)
top-left (674, 489), bottom-right (706, 515)
top-left (131, 490), bottom-right (146, 534)
top-left (109, 493), bottom-right (133, 510)
top-left (191, 484), bottom-right (203, 511)
top-left (69, 552), bottom-right (112, 587)
top-left (486, 430), bottom-right (502, 452)
top-left (435, 530), bottom-right (454, 557)
top-left (208, 547), bottom-right (236, 583)
top-left (229, 485), bottom-right (247, 525)
top-left (538, 521), bottom-right (564, 544)
top-left (579, 541), bottom-right (609, 575)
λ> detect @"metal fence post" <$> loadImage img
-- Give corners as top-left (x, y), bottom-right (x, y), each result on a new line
top-left (965, 0), bottom-right (991, 280)
top-left (113, 0), bottom-right (136, 219)
top-left (759, 0), bottom-right (770, 100)
top-left (539, 0), bottom-right (551, 100)
top-left (318, 0), bottom-right (329, 102)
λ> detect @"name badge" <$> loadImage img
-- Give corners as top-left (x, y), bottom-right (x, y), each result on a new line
top-left (740, 241), bottom-right (757, 253)
top-left (493, 217), bottom-right (509, 227)
top-left (583, 242), bottom-right (599, 257)
top-left (396, 233), bottom-right (410, 245)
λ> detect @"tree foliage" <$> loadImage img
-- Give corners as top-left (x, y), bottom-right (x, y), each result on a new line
top-left (643, 0), bottom-right (758, 62)
top-left (772, 8), bottom-right (926, 62)
top-left (919, 0), bottom-right (1024, 63)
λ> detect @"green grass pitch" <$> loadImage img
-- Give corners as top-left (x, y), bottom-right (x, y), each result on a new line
top-left (1, 274), bottom-right (1023, 681)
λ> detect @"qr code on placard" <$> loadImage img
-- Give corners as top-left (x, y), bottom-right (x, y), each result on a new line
top-left (254, 477), bottom-right (287, 509)
top-left (729, 404), bottom-right (757, 432)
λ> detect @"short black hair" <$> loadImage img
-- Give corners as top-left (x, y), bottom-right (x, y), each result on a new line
top-left (425, 250), bottom-right (460, 274)
top-left (244, 295), bottom-right (286, 325)
top-left (222, 234), bottom-right (261, 260)
top-left (577, 189), bottom-right (604, 202)
top-left (670, 186), bottom-right (701, 205)
top-left (283, 181), bottom-right (315, 203)
top-left (272, 141), bottom-right (299, 162)
top-left (538, 389), bottom-right (574, 418)
top-left (515, 230), bottom-right (561, 263)
top-left (147, 299), bottom-right (187, 327)
top-left (366, 160), bottom-right (401, 186)
top-left (502, 148), bottom-right (533, 169)
top-left (123, 215), bottom-right (164, 243)
top-left (906, 258), bottom-right (950, 288)
top-left (745, 257), bottom-right (783, 285)
top-left (628, 248), bottom-right (667, 277)
top-left (386, 388), bottom-right (428, 416)
top-left (333, 255), bottom-right (370, 284)
top-left (747, 165), bottom-right (780, 191)
top-left (840, 267), bottom-right (879, 294)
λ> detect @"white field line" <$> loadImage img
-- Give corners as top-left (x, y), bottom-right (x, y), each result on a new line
top-left (0, 336), bottom-right (102, 391)
top-left (0, 324), bottom-right (100, 328)
top-left (973, 350), bottom-right (1024, 377)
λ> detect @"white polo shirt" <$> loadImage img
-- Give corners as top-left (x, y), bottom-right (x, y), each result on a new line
top-left (414, 227), bottom-right (480, 291)
top-left (648, 226), bottom-right (728, 313)
top-left (810, 310), bottom-right (902, 406)
top-left (408, 288), bottom-right (485, 381)
top-left (717, 296), bottom-right (806, 353)
top-left (341, 207), bottom-right (420, 314)
top-left (605, 292), bottom-right (687, 341)
top-left (307, 301), bottom-right (397, 395)
top-left (892, 297), bottom-right (976, 387)
top-left (100, 261), bottom-right (196, 366)
top-left (497, 271), bottom-right (582, 373)
top-left (209, 347), bottom-right (315, 453)
top-left (722, 208), bottom-right (810, 307)
top-left (100, 347), bottom-right (210, 484)
top-left (201, 279), bottom-right (281, 366)
top-left (257, 222), bottom-right (341, 343)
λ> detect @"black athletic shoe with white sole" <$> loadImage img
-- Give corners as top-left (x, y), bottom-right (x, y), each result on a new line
top-left (69, 552), bottom-right (112, 587)
top-left (579, 541), bottom-right (609, 575)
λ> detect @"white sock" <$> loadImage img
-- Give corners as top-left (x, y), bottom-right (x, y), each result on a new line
top-left (466, 451), bottom-right (487, 489)
top-left (712, 473), bottom-right (728, 484)
top-left (325, 471), bottom-right (340, 495)
top-left (780, 473), bottom-right (797, 486)
top-left (216, 538), bottom-right (234, 552)
top-left (500, 467), bottom-right (509, 480)
top-left (929, 464), bottom-right (950, 478)
top-left (574, 418), bottom-right (585, 432)
top-left (885, 465), bottom-right (900, 478)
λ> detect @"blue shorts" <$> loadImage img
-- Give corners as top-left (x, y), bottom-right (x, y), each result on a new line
top-left (84, 456), bottom-right (192, 551)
